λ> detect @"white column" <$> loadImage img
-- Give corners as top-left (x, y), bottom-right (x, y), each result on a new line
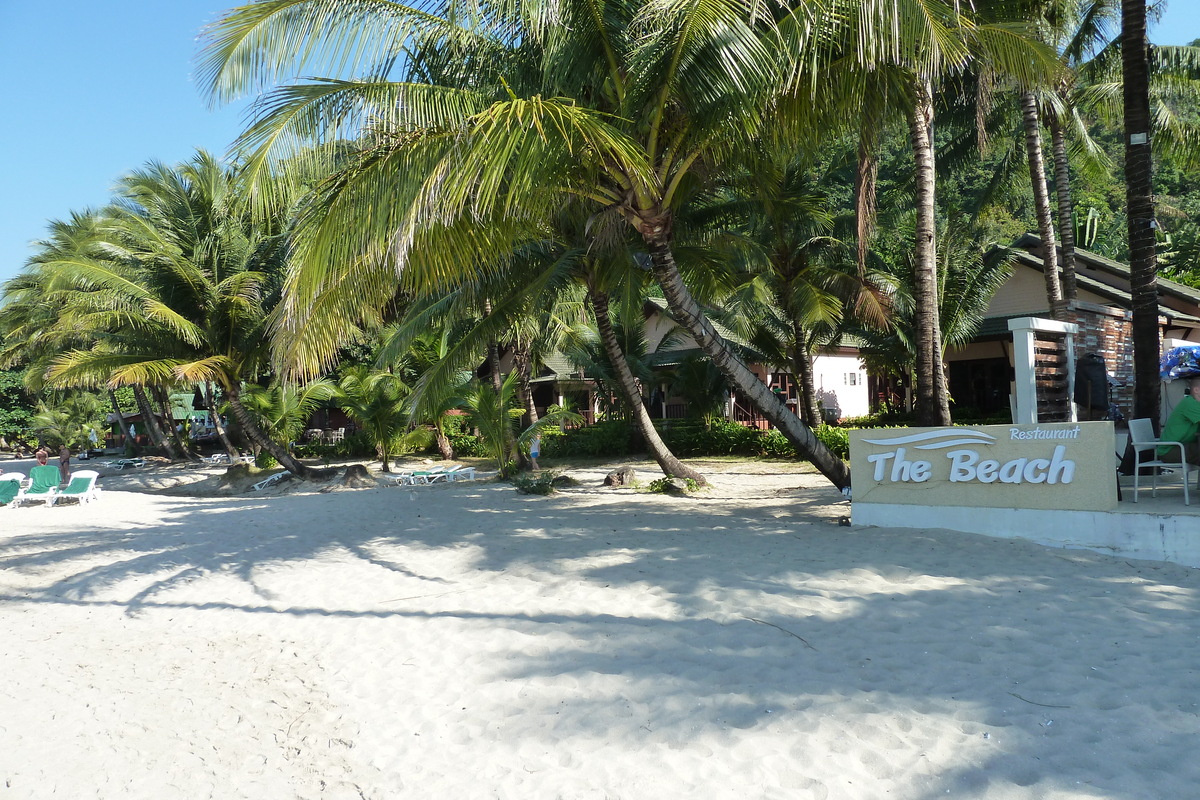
top-left (1008, 317), bottom-right (1079, 425)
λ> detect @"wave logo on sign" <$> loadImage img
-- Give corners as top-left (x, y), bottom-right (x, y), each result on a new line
top-left (862, 428), bottom-right (996, 450)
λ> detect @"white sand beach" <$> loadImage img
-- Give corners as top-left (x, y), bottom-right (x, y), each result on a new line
top-left (2, 460), bottom-right (1199, 799)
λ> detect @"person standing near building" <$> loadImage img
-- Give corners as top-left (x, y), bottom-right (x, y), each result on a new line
top-left (58, 445), bottom-right (71, 484)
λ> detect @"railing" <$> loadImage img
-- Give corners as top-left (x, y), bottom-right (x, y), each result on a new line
top-left (730, 402), bottom-right (771, 430)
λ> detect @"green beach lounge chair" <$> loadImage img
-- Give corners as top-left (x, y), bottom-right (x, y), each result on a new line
top-left (17, 465), bottom-right (62, 506)
top-left (50, 470), bottom-right (100, 506)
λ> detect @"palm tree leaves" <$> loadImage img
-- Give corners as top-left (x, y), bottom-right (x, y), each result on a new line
top-left (197, 0), bottom-right (454, 105)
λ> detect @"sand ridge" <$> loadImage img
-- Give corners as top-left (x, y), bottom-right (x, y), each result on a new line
top-left (1, 461), bottom-right (1198, 798)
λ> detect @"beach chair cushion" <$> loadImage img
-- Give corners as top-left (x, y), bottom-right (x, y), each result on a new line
top-left (0, 478), bottom-right (20, 507)
top-left (19, 465), bottom-right (62, 505)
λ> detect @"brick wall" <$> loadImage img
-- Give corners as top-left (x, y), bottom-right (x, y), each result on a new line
top-left (1058, 300), bottom-right (1135, 416)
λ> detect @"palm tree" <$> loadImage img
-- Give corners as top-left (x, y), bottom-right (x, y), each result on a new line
top-left (30, 392), bottom-right (105, 449)
top-left (1121, 0), bottom-right (1159, 423)
top-left (855, 222), bottom-right (1016, 393)
top-left (460, 372), bottom-right (582, 477)
top-left (39, 152), bottom-right (316, 475)
top-left (689, 153), bottom-right (889, 427)
top-left (239, 379), bottom-right (335, 453)
top-left (197, 0), bottom-right (859, 488)
top-left (825, 0), bottom-right (1059, 426)
top-left (0, 213), bottom-right (154, 455)
top-left (330, 365), bottom-right (410, 471)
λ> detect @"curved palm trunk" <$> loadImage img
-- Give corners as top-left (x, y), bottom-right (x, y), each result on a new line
top-left (588, 285), bottom-right (707, 485)
top-left (1049, 109), bottom-right (1078, 300)
top-left (1122, 0), bottom-right (1160, 423)
top-left (791, 323), bottom-right (822, 427)
top-left (109, 390), bottom-right (139, 456)
top-left (910, 82), bottom-right (952, 427)
top-left (638, 228), bottom-right (850, 489)
top-left (155, 385), bottom-right (196, 461)
top-left (434, 425), bottom-right (454, 460)
top-left (205, 381), bottom-right (240, 459)
top-left (225, 385), bottom-right (310, 478)
top-left (133, 384), bottom-right (176, 458)
top-left (1021, 91), bottom-right (1063, 312)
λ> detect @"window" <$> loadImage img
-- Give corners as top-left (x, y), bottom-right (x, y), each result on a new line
top-left (845, 373), bottom-right (859, 386)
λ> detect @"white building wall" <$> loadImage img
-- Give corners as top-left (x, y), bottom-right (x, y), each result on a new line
top-left (812, 354), bottom-right (870, 419)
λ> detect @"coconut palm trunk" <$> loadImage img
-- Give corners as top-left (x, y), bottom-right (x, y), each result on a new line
top-left (1122, 0), bottom-right (1160, 424)
top-left (155, 385), bottom-right (196, 460)
top-left (511, 344), bottom-right (541, 470)
top-left (1048, 108), bottom-right (1078, 300)
top-left (638, 226), bottom-right (850, 489)
top-left (434, 427), bottom-right (454, 460)
top-left (225, 384), bottom-right (310, 477)
top-left (588, 285), bottom-right (707, 485)
top-left (791, 323), bottom-right (822, 427)
top-left (1021, 90), bottom-right (1063, 311)
top-left (133, 384), bottom-right (177, 458)
top-left (205, 381), bottom-right (241, 458)
top-left (483, 300), bottom-right (516, 467)
top-left (910, 82), bottom-right (952, 427)
top-left (108, 390), bottom-right (139, 456)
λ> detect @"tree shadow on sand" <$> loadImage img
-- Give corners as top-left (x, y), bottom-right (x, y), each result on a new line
top-left (1, 482), bottom-right (1198, 798)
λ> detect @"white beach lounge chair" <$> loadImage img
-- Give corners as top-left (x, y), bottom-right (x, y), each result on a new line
top-left (50, 470), bottom-right (101, 506)
top-left (417, 465), bottom-right (455, 484)
top-left (443, 465), bottom-right (476, 482)
top-left (112, 458), bottom-right (145, 471)
top-left (395, 465), bottom-right (450, 485)
top-left (252, 471), bottom-right (291, 492)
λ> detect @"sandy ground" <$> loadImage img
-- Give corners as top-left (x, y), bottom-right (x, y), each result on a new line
top-left (1, 458), bottom-right (1199, 799)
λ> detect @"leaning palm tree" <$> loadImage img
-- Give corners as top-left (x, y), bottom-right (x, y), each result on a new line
top-left (197, 0), bottom-right (856, 487)
top-left (688, 151), bottom-right (890, 427)
top-left (42, 153), bottom-right (316, 476)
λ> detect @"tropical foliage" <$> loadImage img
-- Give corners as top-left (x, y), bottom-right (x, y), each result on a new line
top-left (0, 0), bottom-right (1193, 493)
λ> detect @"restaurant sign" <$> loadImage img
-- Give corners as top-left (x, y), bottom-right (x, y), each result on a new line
top-left (849, 422), bottom-right (1116, 512)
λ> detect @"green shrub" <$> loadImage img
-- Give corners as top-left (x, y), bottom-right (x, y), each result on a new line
top-left (647, 475), bottom-right (702, 494)
top-left (447, 434), bottom-right (489, 458)
top-left (292, 431), bottom-right (376, 460)
top-left (539, 420), bottom-right (634, 458)
top-left (839, 410), bottom-right (915, 429)
top-left (255, 451), bottom-right (278, 469)
top-left (455, 417), bottom-right (858, 465)
top-left (512, 471), bottom-right (559, 495)
top-left (814, 424), bottom-right (850, 459)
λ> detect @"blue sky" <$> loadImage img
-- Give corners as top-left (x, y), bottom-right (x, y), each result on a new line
top-left (0, 1), bottom-right (1198, 285)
